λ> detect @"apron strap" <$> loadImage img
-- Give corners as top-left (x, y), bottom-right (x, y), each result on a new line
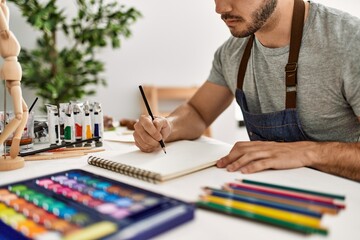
top-left (286, 0), bottom-right (305, 108)
top-left (237, 0), bottom-right (305, 109)
top-left (237, 34), bottom-right (254, 89)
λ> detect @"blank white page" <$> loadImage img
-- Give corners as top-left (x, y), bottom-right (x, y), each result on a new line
top-left (90, 140), bottom-right (232, 181)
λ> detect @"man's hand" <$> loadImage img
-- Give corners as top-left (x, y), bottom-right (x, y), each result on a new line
top-left (216, 141), bottom-right (319, 173)
top-left (133, 115), bottom-right (171, 152)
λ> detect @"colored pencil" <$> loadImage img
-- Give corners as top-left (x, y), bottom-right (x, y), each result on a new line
top-left (228, 182), bottom-right (345, 209)
top-left (239, 179), bottom-right (345, 200)
top-left (222, 185), bottom-right (339, 215)
top-left (196, 201), bottom-right (328, 235)
top-left (201, 195), bottom-right (321, 227)
top-left (203, 187), bottom-right (322, 218)
top-left (225, 184), bottom-right (340, 209)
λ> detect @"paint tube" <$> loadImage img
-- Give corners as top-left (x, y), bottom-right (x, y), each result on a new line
top-left (82, 101), bottom-right (93, 147)
top-left (93, 102), bottom-right (104, 147)
top-left (46, 104), bottom-right (60, 146)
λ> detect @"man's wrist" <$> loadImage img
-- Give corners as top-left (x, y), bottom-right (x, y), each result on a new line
top-left (164, 116), bottom-right (176, 142)
top-left (304, 141), bottom-right (329, 168)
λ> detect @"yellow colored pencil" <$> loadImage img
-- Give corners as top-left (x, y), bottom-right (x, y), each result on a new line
top-left (202, 195), bottom-right (321, 228)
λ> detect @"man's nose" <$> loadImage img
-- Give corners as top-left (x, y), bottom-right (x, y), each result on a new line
top-left (215, 0), bottom-right (232, 14)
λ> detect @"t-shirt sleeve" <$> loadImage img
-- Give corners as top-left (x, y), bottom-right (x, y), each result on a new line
top-left (342, 27), bottom-right (360, 117)
top-left (207, 45), bottom-right (228, 87)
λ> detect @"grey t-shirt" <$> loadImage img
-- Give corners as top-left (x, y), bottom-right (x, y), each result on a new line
top-left (208, 2), bottom-right (360, 142)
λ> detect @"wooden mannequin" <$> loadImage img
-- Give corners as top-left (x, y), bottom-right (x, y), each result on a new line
top-left (0, 0), bottom-right (28, 171)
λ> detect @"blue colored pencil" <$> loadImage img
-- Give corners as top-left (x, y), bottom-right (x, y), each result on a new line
top-left (227, 184), bottom-right (340, 210)
top-left (204, 187), bottom-right (322, 218)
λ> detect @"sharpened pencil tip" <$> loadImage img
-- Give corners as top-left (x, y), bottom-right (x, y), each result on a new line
top-left (163, 148), bottom-right (167, 154)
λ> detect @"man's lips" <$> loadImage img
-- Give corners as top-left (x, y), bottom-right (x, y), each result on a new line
top-left (221, 14), bottom-right (243, 27)
top-left (223, 18), bottom-right (240, 26)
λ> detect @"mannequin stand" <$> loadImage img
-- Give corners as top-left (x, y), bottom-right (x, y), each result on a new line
top-left (0, 0), bottom-right (27, 171)
top-left (0, 156), bottom-right (24, 171)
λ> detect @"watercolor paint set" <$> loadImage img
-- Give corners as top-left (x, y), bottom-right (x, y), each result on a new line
top-left (0, 169), bottom-right (194, 240)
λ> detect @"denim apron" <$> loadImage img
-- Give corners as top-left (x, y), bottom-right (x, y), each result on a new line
top-left (236, 0), bottom-right (310, 142)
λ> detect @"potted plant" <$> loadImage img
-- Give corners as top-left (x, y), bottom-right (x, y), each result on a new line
top-left (9, 0), bottom-right (141, 111)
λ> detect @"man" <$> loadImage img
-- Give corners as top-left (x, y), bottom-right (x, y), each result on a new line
top-left (133, 0), bottom-right (360, 182)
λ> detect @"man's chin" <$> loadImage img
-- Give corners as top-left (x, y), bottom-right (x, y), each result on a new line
top-left (230, 30), bottom-right (252, 38)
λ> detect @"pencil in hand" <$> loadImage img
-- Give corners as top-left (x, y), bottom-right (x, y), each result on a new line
top-left (139, 85), bottom-right (167, 154)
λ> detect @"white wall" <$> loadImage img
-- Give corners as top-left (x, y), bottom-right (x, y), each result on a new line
top-left (314, 0), bottom-right (360, 16)
top-left (2, 0), bottom-right (360, 144)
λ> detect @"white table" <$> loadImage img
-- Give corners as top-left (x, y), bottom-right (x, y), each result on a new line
top-left (1, 139), bottom-right (359, 240)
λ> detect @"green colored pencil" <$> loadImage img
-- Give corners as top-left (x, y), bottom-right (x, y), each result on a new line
top-left (241, 179), bottom-right (345, 200)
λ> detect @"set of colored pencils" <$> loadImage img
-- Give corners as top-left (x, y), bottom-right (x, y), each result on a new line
top-left (196, 179), bottom-right (346, 236)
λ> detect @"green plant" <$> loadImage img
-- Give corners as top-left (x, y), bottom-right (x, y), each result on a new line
top-left (9, 0), bottom-right (141, 111)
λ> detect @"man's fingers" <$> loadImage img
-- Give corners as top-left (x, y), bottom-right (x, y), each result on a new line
top-left (133, 117), bottom-right (161, 151)
top-left (218, 150), bottom-right (271, 171)
top-left (139, 115), bottom-right (164, 141)
top-left (133, 115), bottom-right (170, 153)
top-left (217, 141), bottom-right (270, 168)
top-left (133, 131), bottom-right (159, 152)
top-left (239, 159), bottom-right (274, 174)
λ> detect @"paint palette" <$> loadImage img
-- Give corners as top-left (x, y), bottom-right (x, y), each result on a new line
top-left (0, 169), bottom-right (194, 240)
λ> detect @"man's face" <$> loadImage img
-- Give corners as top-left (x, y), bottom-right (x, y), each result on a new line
top-left (215, 0), bottom-right (278, 38)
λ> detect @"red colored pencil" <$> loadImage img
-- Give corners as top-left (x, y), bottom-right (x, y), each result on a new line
top-left (228, 182), bottom-right (345, 209)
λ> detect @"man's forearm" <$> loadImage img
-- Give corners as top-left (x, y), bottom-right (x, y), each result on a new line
top-left (311, 142), bottom-right (360, 181)
top-left (165, 103), bottom-right (208, 142)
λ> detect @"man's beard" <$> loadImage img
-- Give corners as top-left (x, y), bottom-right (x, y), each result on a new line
top-left (222, 0), bottom-right (278, 38)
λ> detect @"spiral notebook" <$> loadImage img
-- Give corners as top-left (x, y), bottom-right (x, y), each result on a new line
top-left (88, 140), bottom-right (232, 183)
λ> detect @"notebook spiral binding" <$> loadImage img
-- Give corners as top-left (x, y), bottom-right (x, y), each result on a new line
top-left (87, 156), bottom-right (162, 183)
